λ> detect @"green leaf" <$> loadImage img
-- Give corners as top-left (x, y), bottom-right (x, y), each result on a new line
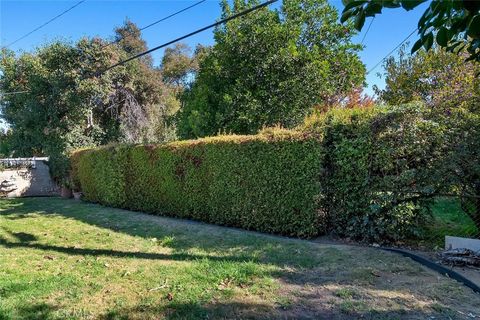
top-left (382, 0), bottom-right (401, 9)
top-left (451, 16), bottom-right (469, 33)
top-left (418, 6), bottom-right (432, 28)
top-left (411, 38), bottom-right (423, 53)
top-left (341, 9), bottom-right (356, 23)
top-left (467, 15), bottom-right (480, 39)
top-left (436, 27), bottom-right (449, 47)
top-left (354, 9), bottom-right (366, 31)
top-left (365, 3), bottom-right (383, 15)
top-left (401, 0), bottom-right (427, 10)
top-left (464, 0), bottom-right (480, 12)
top-left (343, 0), bottom-right (368, 12)
top-left (424, 32), bottom-right (434, 51)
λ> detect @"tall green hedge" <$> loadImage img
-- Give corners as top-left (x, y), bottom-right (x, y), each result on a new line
top-left (71, 129), bottom-right (324, 237)
top-left (301, 104), bottom-right (447, 241)
top-left (72, 104), bottom-right (454, 241)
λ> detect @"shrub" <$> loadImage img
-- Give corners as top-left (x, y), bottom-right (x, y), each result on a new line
top-left (71, 129), bottom-right (325, 237)
top-left (71, 145), bottom-right (129, 206)
top-left (72, 104), bottom-right (456, 242)
top-left (302, 104), bottom-right (447, 242)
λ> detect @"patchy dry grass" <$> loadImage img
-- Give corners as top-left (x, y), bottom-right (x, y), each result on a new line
top-left (0, 197), bottom-right (478, 319)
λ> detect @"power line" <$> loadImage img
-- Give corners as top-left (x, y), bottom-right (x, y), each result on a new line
top-left (2, 0), bottom-right (87, 49)
top-left (99, 0), bottom-right (279, 76)
top-left (367, 28), bottom-right (417, 74)
top-left (140, 0), bottom-right (206, 32)
top-left (102, 0), bottom-right (207, 49)
top-left (360, 17), bottom-right (374, 45)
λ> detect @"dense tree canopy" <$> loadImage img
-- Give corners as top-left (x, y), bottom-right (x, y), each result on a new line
top-left (373, 45), bottom-right (480, 232)
top-left (161, 43), bottom-right (198, 89)
top-left (177, 0), bottom-right (366, 138)
top-left (376, 46), bottom-right (480, 111)
top-left (0, 21), bottom-right (178, 180)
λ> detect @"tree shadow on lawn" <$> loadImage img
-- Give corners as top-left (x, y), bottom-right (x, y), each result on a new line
top-left (1, 198), bottom-right (478, 320)
top-left (100, 300), bottom-right (443, 320)
top-left (0, 297), bottom-right (453, 320)
top-left (155, 302), bottom-right (467, 320)
top-left (0, 229), bottom-right (251, 263)
top-left (0, 302), bottom-right (57, 320)
top-left (0, 198), bottom-right (467, 284)
top-left (0, 197), bottom-right (337, 269)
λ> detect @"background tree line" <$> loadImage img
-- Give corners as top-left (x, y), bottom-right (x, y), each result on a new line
top-left (0, 0), bottom-right (365, 182)
top-left (1, 0), bottom-right (479, 204)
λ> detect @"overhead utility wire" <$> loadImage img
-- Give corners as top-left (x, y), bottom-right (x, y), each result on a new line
top-left (140, 0), bottom-right (206, 32)
top-left (2, 0), bottom-right (277, 95)
top-left (0, 0), bottom-right (206, 96)
top-left (99, 0), bottom-right (279, 75)
top-left (2, 0), bottom-right (87, 49)
top-left (102, 0), bottom-right (207, 49)
top-left (360, 17), bottom-right (374, 45)
top-left (367, 28), bottom-right (417, 74)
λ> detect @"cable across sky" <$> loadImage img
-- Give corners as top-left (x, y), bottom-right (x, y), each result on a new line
top-left (367, 28), bottom-right (418, 75)
top-left (1, 0), bottom-right (87, 49)
top-left (101, 0), bottom-right (207, 50)
top-left (99, 0), bottom-right (279, 76)
top-left (1, 0), bottom-right (279, 96)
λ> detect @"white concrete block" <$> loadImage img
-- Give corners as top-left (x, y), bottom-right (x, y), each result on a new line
top-left (445, 236), bottom-right (480, 251)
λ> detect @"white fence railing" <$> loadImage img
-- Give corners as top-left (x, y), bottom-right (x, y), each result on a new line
top-left (0, 157), bottom-right (49, 170)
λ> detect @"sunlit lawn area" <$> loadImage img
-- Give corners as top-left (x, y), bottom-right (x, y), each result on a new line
top-left (0, 197), bottom-right (478, 319)
top-left (424, 198), bottom-right (479, 248)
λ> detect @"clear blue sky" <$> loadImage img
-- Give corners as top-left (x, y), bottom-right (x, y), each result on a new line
top-left (0, 0), bottom-right (430, 95)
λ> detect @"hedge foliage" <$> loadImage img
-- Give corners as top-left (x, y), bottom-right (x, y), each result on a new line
top-left (72, 104), bottom-right (469, 241)
top-left (71, 129), bottom-right (324, 237)
top-left (302, 104), bottom-right (447, 241)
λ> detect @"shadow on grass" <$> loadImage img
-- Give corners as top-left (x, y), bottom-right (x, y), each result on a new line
top-left (99, 301), bottom-right (276, 320)
top-left (0, 303), bottom-right (57, 320)
top-left (0, 230), bottom-right (251, 263)
top-left (0, 198), bottom-right (473, 320)
top-left (1, 299), bottom-right (441, 320)
top-left (0, 198), bottom-right (329, 269)
top-left (0, 299), bottom-right (453, 320)
top-left (99, 300), bottom-right (447, 320)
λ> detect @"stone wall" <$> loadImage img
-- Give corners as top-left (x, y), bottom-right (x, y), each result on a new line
top-left (0, 158), bottom-right (59, 197)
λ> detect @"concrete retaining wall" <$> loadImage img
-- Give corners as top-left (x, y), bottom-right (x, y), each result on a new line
top-left (0, 158), bottom-right (59, 197)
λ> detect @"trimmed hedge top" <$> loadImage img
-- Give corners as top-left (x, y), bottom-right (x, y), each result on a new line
top-left (71, 129), bottom-right (325, 237)
top-left (72, 104), bottom-right (463, 241)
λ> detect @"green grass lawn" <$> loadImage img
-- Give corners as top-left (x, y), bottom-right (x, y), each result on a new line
top-left (424, 198), bottom-right (479, 248)
top-left (0, 197), bottom-right (479, 320)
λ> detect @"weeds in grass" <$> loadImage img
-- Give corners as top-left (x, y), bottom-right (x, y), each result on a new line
top-left (0, 198), bottom-right (478, 319)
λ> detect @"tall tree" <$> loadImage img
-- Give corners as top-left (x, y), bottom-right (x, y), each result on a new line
top-left (177, 0), bottom-right (365, 138)
top-left (376, 45), bottom-right (480, 111)
top-left (161, 43), bottom-right (197, 89)
top-left (0, 21), bottom-right (177, 180)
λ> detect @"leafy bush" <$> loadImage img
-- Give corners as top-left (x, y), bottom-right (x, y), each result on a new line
top-left (72, 104), bottom-right (465, 242)
top-left (301, 104), bottom-right (447, 242)
top-left (71, 129), bottom-right (325, 237)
